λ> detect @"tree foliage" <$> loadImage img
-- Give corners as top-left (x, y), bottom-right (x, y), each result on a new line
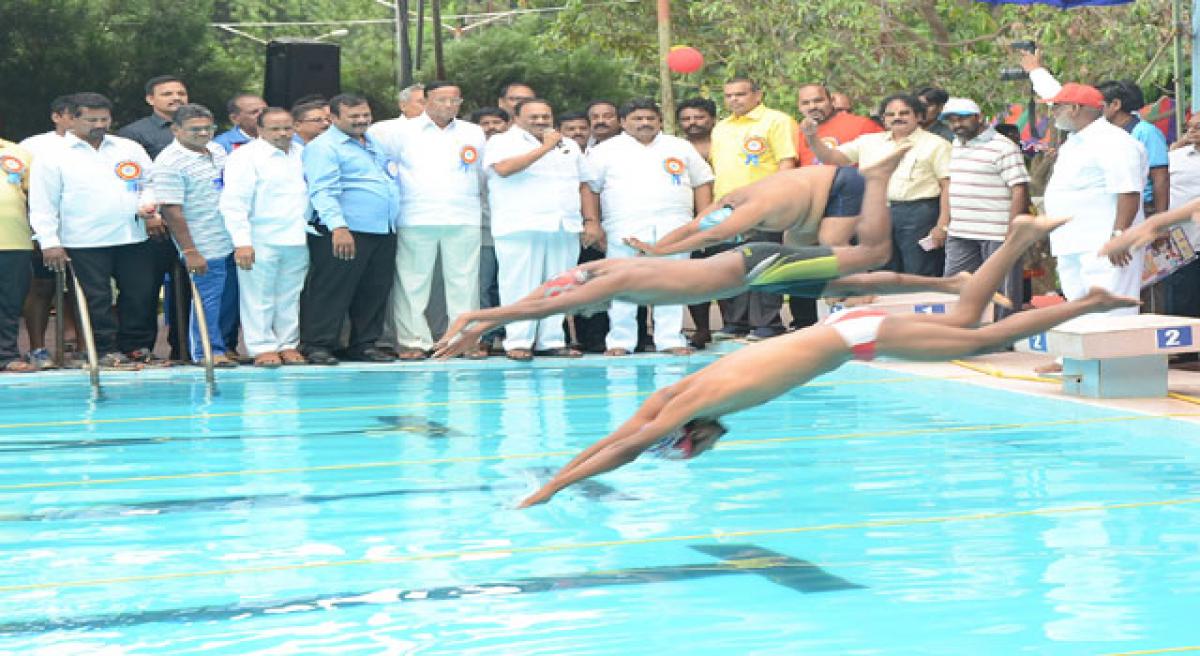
top-left (547, 0), bottom-right (1181, 118)
top-left (0, 0), bottom-right (248, 139)
top-left (1, 0), bottom-right (1183, 139)
top-left (423, 16), bottom-right (636, 116)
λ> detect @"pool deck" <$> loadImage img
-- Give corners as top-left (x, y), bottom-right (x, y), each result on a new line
top-left (5, 343), bottom-right (1200, 425)
top-left (864, 350), bottom-right (1200, 425)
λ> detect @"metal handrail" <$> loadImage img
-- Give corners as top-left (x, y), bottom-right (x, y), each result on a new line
top-left (65, 266), bottom-right (100, 391)
top-left (187, 276), bottom-right (216, 386)
top-left (53, 269), bottom-right (66, 368)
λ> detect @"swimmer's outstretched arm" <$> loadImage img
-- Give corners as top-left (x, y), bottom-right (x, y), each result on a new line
top-left (518, 387), bottom-right (704, 507)
top-left (627, 199), bottom-right (764, 257)
top-left (643, 194), bottom-right (729, 253)
top-left (1099, 197), bottom-right (1200, 257)
top-left (434, 264), bottom-right (626, 358)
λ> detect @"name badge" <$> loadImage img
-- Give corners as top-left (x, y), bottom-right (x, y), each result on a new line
top-left (0, 155), bottom-right (24, 185)
top-left (115, 161), bottom-right (143, 192)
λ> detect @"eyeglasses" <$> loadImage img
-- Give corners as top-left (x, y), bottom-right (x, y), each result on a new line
top-left (432, 97), bottom-right (465, 106)
top-left (181, 126), bottom-right (215, 134)
top-left (299, 117), bottom-right (332, 124)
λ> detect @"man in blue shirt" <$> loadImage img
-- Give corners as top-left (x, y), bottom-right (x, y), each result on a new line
top-left (300, 93), bottom-right (401, 364)
top-left (1096, 80), bottom-right (1169, 216)
top-left (213, 93), bottom-right (267, 153)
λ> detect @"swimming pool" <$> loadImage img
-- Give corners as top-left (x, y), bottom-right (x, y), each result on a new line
top-left (1, 358), bottom-right (1198, 655)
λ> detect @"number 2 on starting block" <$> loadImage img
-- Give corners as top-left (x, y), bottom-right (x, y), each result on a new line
top-left (914, 303), bottom-right (946, 314)
top-left (1156, 326), bottom-right (1194, 349)
top-left (1028, 333), bottom-right (1047, 352)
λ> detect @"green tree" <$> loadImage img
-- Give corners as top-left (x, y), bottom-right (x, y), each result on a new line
top-left (0, 0), bottom-right (248, 139)
top-left (422, 15), bottom-right (636, 115)
top-left (547, 0), bottom-right (1180, 120)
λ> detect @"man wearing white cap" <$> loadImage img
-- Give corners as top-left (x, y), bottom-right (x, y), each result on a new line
top-left (940, 97), bottom-right (1030, 319)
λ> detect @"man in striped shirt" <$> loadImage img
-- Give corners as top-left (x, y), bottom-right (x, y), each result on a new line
top-left (941, 98), bottom-right (1030, 318)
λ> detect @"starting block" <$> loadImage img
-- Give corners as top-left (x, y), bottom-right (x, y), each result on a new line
top-left (816, 292), bottom-right (994, 323)
top-left (1017, 314), bottom-right (1200, 398)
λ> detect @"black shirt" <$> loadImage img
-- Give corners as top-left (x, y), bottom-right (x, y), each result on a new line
top-left (117, 114), bottom-right (174, 159)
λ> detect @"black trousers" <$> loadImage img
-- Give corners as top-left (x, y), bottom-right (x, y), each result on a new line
top-left (718, 230), bottom-right (784, 337)
top-left (886, 198), bottom-right (944, 276)
top-left (0, 250), bottom-right (32, 362)
top-left (570, 245), bottom-right (609, 352)
top-left (149, 236), bottom-right (190, 359)
top-left (68, 241), bottom-right (159, 354)
top-left (300, 231), bottom-right (396, 355)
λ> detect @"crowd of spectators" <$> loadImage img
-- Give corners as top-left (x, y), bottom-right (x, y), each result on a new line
top-left (0, 52), bottom-right (1193, 373)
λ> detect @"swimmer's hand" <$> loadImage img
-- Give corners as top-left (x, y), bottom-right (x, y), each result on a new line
top-left (1097, 221), bottom-right (1164, 259)
top-left (433, 316), bottom-right (483, 359)
top-left (624, 236), bottom-right (660, 256)
top-left (517, 488), bottom-right (553, 508)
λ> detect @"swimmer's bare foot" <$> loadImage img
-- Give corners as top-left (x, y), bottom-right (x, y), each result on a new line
top-left (860, 145), bottom-right (912, 181)
top-left (1081, 286), bottom-right (1141, 312)
top-left (841, 295), bottom-right (877, 307)
top-left (1009, 214), bottom-right (1071, 245)
top-left (943, 271), bottom-right (1013, 309)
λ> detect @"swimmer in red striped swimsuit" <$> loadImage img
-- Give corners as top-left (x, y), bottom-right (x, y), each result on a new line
top-left (519, 215), bottom-right (1139, 507)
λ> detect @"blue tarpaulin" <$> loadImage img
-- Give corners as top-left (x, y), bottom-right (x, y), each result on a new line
top-left (975, 0), bottom-right (1132, 6)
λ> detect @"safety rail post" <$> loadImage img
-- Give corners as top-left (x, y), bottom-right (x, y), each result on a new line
top-left (66, 266), bottom-right (100, 391)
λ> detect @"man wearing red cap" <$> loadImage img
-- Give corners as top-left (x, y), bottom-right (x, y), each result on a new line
top-left (1042, 82), bottom-right (1147, 324)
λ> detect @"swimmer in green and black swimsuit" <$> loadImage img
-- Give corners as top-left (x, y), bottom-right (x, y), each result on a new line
top-left (434, 146), bottom-right (1001, 358)
top-left (739, 242), bottom-right (841, 296)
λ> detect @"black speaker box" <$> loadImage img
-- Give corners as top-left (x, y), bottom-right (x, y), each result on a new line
top-left (264, 40), bottom-right (341, 109)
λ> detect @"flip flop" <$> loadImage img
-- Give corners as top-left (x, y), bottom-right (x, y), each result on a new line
top-left (505, 348), bottom-right (533, 361)
top-left (659, 346), bottom-right (694, 356)
top-left (279, 349), bottom-right (307, 365)
top-left (254, 353), bottom-right (283, 368)
top-left (397, 348), bottom-right (429, 361)
top-left (537, 347), bottom-right (583, 358)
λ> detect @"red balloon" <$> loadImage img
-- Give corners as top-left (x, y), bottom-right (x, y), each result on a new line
top-left (667, 46), bottom-right (704, 74)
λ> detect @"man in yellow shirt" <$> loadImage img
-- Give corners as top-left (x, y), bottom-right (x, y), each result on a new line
top-left (708, 77), bottom-right (797, 339)
top-left (0, 138), bottom-right (36, 372)
top-left (807, 93), bottom-right (951, 277)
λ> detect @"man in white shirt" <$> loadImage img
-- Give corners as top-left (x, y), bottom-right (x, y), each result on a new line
top-left (366, 84), bottom-right (426, 146)
top-left (374, 81), bottom-right (486, 358)
top-left (19, 95), bottom-right (74, 158)
top-left (29, 93), bottom-right (160, 367)
top-left (1042, 83), bottom-right (1146, 315)
top-left (587, 98), bottom-right (713, 356)
top-left (484, 98), bottom-right (602, 360)
top-left (19, 94), bottom-right (78, 368)
top-left (1162, 113), bottom-right (1200, 318)
top-left (220, 107), bottom-right (311, 367)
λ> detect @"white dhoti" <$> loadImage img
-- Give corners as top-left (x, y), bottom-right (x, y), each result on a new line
top-left (494, 230), bottom-right (581, 351)
top-left (236, 244), bottom-right (309, 355)
top-left (603, 225), bottom-right (687, 351)
top-left (392, 225), bottom-right (481, 350)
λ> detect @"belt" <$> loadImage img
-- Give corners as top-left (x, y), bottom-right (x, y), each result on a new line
top-left (888, 197), bottom-right (939, 206)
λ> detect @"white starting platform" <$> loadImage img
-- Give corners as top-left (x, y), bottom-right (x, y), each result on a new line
top-left (816, 292), bottom-right (994, 323)
top-left (1016, 313), bottom-right (1200, 398)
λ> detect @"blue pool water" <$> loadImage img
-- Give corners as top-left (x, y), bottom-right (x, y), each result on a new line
top-left (1, 358), bottom-right (1199, 655)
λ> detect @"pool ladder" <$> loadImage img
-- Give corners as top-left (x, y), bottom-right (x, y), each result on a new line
top-left (56, 267), bottom-right (99, 391)
top-left (53, 262), bottom-right (216, 393)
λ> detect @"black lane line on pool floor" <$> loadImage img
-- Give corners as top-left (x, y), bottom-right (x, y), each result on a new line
top-left (0, 544), bottom-right (862, 634)
top-left (2, 469), bottom-right (626, 523)
top-left (0, 416), bottom-right (460, 454)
